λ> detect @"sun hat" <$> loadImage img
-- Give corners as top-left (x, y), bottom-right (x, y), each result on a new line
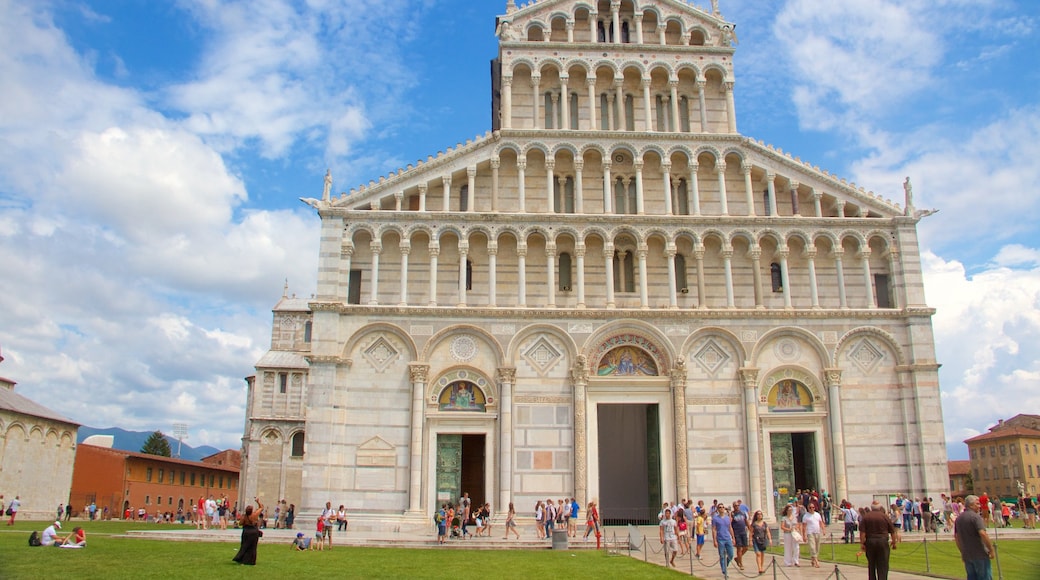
top-left (54, 521), bottom-right (61, 529)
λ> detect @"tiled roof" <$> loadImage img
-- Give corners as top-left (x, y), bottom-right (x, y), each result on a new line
top-left (948, 460), bottom-right (971, 475)
top-left (80, 443), bottom-right (239, 472)
top-left (0, 385), bottom-right (78, 426)
top-left (255, 350), bottom-right (309, 370)
top-left (964, 427), bottom-right (1040, 443)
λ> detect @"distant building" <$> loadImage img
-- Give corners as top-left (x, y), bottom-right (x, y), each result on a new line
top-left (0, 348), bottom-right (79, 520)
top-left (202, 449), bottom-right (242, 470)
top-left (965, 414), bottom-right (1040, 500)
top-left (70, 443), bottom-right (240, 519)
top-left (948, 460), bottom-right (971, 497)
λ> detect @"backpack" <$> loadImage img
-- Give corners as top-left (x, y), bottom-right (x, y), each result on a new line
top-left (29, 531), bottom-right (42, 547)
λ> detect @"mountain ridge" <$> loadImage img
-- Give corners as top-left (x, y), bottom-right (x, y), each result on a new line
top-left (77, 426), bottom-right (225, 462)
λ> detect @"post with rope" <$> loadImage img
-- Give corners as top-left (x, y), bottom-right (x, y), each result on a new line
top-left (922, 535), bottom-right (930, 573)
top-left (771, 555), bottom-right (778, 580)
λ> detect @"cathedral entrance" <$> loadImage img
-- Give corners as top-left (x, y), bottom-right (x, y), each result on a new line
top-left (435, 434), bottom-right (486, 508)
top-left (597, 403), bottom-right (662, 524)
top-left (770, 432), bottom-right (819, 517)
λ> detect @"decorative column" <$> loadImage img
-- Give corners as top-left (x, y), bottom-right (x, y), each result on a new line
top-left (724, 81), bottom-right (737, 133)
top-left (517, 243), bottom-right (528, 307)
top-left (835, 199), bottom-right (846, 218)
top-left (407, 363), bottom-right (429, 513)
top-left (586, 78), bottom-right (598, 131)
top-left (610, 0), bottom-right (621, 44)
top-left (588, 11), bottom-right (598, 43)
top-left (560, 76), bottom-right (570, 130)
top-left (574, 161), bottom-right (585, 214)
top-left (490, 158), bottom-right (501, 212)
top-left (531, 74), bottom-right (542, 130)
top-left (860, 249), bottom-right (876, 308)
top-left (368, 240), bottom-right (382, 305)
top-left (517, 157), bottom-right (527, 213)
top-left (778, 247), bottom-right (792, 309)
top-left (565, 19), bottom-right (574, 43)
top-left (602, 162), bottom-right (613, 213)
top-left (497, 367), bottom-right (516, 511)
top-left (825, 369), bottom-right (849, 504)
top-left (545, 159), bottom-right (556, 212)
top-left (606, 93), bottom-right (615, 130)
top-left (341, 242), bottom-right (354, 301)
top-left (546, 243), bottom-right (557, 307)
top-left (604, 242), bottom-right (616, 308)
top-left (575, 243), bottom-right (587, 308)
top-left (739, 367), bottom-right (763, 512)
top-left (642, 78), bottom-right (653, 132)
top-left (428, 242), bottom-right (439, 306)
top-left (766, 172), bottom-right (779, 216)
top-left (716, 161), bottom-right (729, 216)
top-left (614, 78), bottom-right (626, 130)
top-left (742, 163), bottom-right (756, 216)
top-left (634, 159), bottom-right (645, 215)
top-left (441, 175), bottom-right (452, 212)
top-left (457, 241), bottom-right (469, 307)
top-left (694, 244), bottom-right (706, 308)
top-left (394, 192), bottom-right (402, 211)
top-left (637, 244), bottom-right (649, 309)
top-left (665, 245), bottom-right (678, 309)
top-left (488, 242), bottom-right (498, 307)
top-left (807, 246), bottom-right (820, 308)
top-left (669, 80), bottom-right (680, 132)
top-left (671, 360), bottom-right (689, 502)
top-left (696, 80), bottom-right (708, 132)
top-left (418, 183), bottom-right (427, 212)
top-left (571, 356), bottom-right (589, 506)
top-left (722, 246), bottom-right (735, 308)
top-left (887, 249), bottom-right (903, 309)
top-left (811, 188), bottom-right (823, 217)
top-left (834, 248), bottom-right (848, 309)
top-left (634, 13), bottom-right (644, 44)
top-left (502, 76), bottom-right (513, 129)
top-left (789, 180), bottom-right (800, 216)
top-left (662, 163), bottom-right (673, 215)
top-left (750, 246), bottom-right (763, 308)
top-left (549, 92), bottom-right (560, 130)
top-left (467, 167), bottom-right (476, 212)
top-left (689, 164), bottom-right (701, 215)
top-left (398, 241), bottom-right (410, 306)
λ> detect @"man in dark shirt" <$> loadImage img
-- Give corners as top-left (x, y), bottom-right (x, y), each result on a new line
top-left (859, 501), bottom-right (899, 580)
top-left (955, 495), bottom-right (995, 580)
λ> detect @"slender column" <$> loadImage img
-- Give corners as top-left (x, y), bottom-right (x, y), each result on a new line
top-left (739, 368), bottom-right (763, 512)
top-left (641, 78), bottom-right (652, 132)
top-left (778, 248), bottom-right (792, 309)
top-left (722, 247), bottom-right (735, 308)
top-left (637, 245), bottom-right (649, 309)
top-left (441, 175), bottom-right (451, 212)
top-left (861, 249), bottom-right (876, 308)
top-left (398, 241), bottom-right (410, 306)
top-left (835, 199), bottom-right (846, 218)
top-left (750, 247), bottom-right (763, 308)
top-left (686, 96), bottom-right (696, 133)
top-left (671, 362), bottom-right (689, 501)
top-left (634, 13), bottom-right (644, 44)
top-left (834, 249), bottom-right (848, 309)
top-left (517, 243), bottom-right (527, 307)
top-left (546, 243), bottom-right (557, 307)
top-left (574, 161), bottom-right (585, 214)
top-left (394, 192), bottom-right (402, 211)
top-left (545, 159), bottom-right (556, 212)
top-left (604, 242), bottom-right (616, 308)
top-left (457, 241), bottom-right (468, 307)
top-left (517, 157), bottom-right (527, 213)
top-left (696, 80), bottom-right (708, 132)
top-left (611, 1), bottom-right (621, 44)
top-left (502, 76), bottom-right (513, 129)
top-left (694, 245), bottom-right (706, 308)
top-left (427, 243), bottom-right (439, 306)
top-left (488, 242), bottom-right (498, 307)
top-left (807, 247), bottom-right (820, 308)
top-left (689, 164), bottom-right (701, 215)
top-left (766, 172), bottom-right (779, 216)
top-left (716, 161), bottom-right (729, 216)
top-left (665, 246), bottom-right (678, 309)
top-left (571, 358), bottom-right (589, 506)
top-left (614, 78), bottom-right (626, 131)
top-left (341, 243), bottom-right (354, 301)
top-left (418, 183), bottom-right (427, 212)
top-left (586, 78), bottom-right (598, 131)
top-left (549, 92), bottom-right (560, 130)
top-left (724, 81), bottom-right (737, 132)
top-left (575, 243), bottom-right (587, 309)
top-left (467, 167), bottom-right (476, 212)
top-left (531, 74), bottom-right (541, 130)
top-left (497, 367), bottom-right (516, 511)
top-left (887, 250), bottom-right (903, 309)
top-left (560, 77), bottom-right (570, 130)
top-left (588, 11), bottom-right (598, 42)
top-left (617, 250), bottom-right (628, 291)
top-left (368, 241), bottom-right (382, 305)
top-left (606, 93), bottom-right (615, 130)
top-left (811, 189), bottom-right (822, 217)
top-left (669, 80), bottom-right (680, 132)
top-left (661, 163), bottom-right (673, 215)
top-left (406, 364), bottom-right (429, 513)
top-left (662, 95), bottom-right (671, 132)
top-left (634, 159), bottom-right (645, 215)
top-left (789, 180), bottom-right (800, 216)
top-left (565, 19), bottom-right (574, 43)
top-left (658, 24), bottom-right (666, 45)
top-left (825, 369), bottom-right (849, 504)
top-left (602, 162), bottom-right (613, 213)
top-left (490, 158), bottom-right (500, 212)
top-left (742, 163), bottom-right (756, 216)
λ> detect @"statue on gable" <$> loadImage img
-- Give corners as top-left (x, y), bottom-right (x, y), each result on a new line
top-left (903, 176), bottom-right (914, 216)
top-left (301, 169), bottom-right (333, 210)
top-left (496, 19), bottom-right (520, 42)
top-left (720, 23), bottom-right (738, 46)
top-left (711, 0), bottom-right (721, 15)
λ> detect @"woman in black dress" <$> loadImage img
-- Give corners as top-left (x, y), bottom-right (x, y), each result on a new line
top-left (232, 498), bottom-right (264, 565)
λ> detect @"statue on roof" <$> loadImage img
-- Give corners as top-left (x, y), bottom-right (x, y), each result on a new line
top-left (322, 169), bottom-right (332, 202)
top-left (903, 176), bottom-right (914, 216)
top-left (301, 169), bottom-right (333, 210)
top-left (496, 19), bottom-right (520, 41)
top-left (712, 0), bottom-right (720, 15)
top-left (720, 23), bottom-right (738, 46)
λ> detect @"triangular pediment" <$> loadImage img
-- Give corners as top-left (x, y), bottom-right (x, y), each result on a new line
top-left (358, 436), bottom-right (395, 452)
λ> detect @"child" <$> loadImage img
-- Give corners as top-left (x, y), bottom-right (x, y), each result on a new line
top-left (695, 510), bottom-right (707, 559)
top-left (314, 516), bottom-right (326, 550)
top-left (292, 532), bottom-right (312, 551)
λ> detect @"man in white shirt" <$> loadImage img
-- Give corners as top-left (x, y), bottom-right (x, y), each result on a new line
top-left (803, 503), bottom-right (825, 568)
top-left (41, 521), bottom-right (63, 546)
top-left (659, 508), bottom-right (679, 567)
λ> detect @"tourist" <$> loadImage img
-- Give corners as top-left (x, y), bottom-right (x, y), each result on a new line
top-left (6, 495), bottom-right (20, 525)
top-left (751, 510), bottom-right (772, 574)
top-left (841, 501), bottom-right (858, 543)
top-left (61, 526), bottom-right (86, 547)
top-left (460, 493), bottom-right (472, 538)
top-left (659, 508), bottom-right (679, 568)
top-left (731, 501), bottom-right (749, 570)
top-left (435, 504), bottom-right (447, 544)
top-left (286, 503), bottom-right (295, 529)
top-left (584, 500), bottom-right (600, 542)
top-left (232, 497), bottom-right (264, 565)
top-left (712, 504), bottom-right (736, 577)
top-left (544, 497), bottom-right (556, 538)
top-left (64, 503), bottom-right (72, 521)
top-left (675, 507), bottom-right (689, 556)
top-left (779, 503), bottom-right (800, 567)
top-left (860, 501), bottom-right (898, 580)
top-left (320, 501), bottom-right (335, 549)
top-left (1022, 494), bottom-right (1036, 529)
top-left (337, 504), bottom-right (348, 532)
top-left (314, 515), bottom-right (326, 550)
top-left (291, 531), bottom-right (312, 550)
top-left (694, 505), bottom-right (708, 559)
top-left (479, 502), bottom-right (492, 537)
top-left (978, 492), bottom-right (990, 525)
top-left (955, 495), bottom-right (995, 580)
top-left (568, 497), bottom-right (579, 537)
top-left (504, 502), bottom-right (520, 539)
top-left (803, 502), bottom-right (825, 567)
top-left (535, 501), bottom-right (545, 539)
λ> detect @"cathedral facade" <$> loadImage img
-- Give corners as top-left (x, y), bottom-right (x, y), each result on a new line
top-left (240, 0), bottom-right (948, 525)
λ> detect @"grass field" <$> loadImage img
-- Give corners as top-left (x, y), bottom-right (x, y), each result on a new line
top-left (3, 520), bottom-right (1038, 579)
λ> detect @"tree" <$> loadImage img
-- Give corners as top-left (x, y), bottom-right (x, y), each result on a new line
top-left (141, 430), bottom-right (172, 457)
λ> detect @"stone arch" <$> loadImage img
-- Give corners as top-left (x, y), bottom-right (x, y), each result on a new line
top-left (552, 143), bottom-right (580, 158)
top-left (506, 323), bottom-right (580, 367)
top-left (703, 63), bottom-right (729, 82)
top-left (508, 58), bottom-right (537, 76)
top-left (342, 322), bottom-right (419, 363)
top-left (427, 366), bottom-right (497, 409)
top-left (421, 324), bottom-right (505, 367)
top-left (785, 229), bottom-right (813, 248)
top-left (495, 142), bottom-right (524, 157)
top-left (752, 327), bottom-right (830, 372)
top-left (523, 141), bottom-right (552, 157)
top-left (833, 326), bottom-right (906, 367)
top-left (639, 144), bottom-right (668, 160)
top-left (759, 365), bottom-right (825, 409)
top-left (681, 326), bottom-right (747, 375)
top-left (580, 143), bottom-right (608, 159)
top-left (583, 320), bottom-right (674, 376)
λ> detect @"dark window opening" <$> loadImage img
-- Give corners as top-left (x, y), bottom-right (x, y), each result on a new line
top-left (279, 373), bottom-right (288, 394)
top-left (291, 432), bottom-right (305, 457)
top-left (874, 274), bottom-right (892, 308)
top-left (770, 263), bottom-right (783, 292)
top-left (347, 269), bottom-right (362, 304)
top-left (559, 252), bottom-right (573, 291)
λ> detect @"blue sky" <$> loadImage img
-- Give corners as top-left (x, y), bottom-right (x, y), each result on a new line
top-left (1, 0), bottom-right (1038, 461)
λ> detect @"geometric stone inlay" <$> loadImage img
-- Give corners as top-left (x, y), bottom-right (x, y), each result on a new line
top-left (741, 330), bottom-right (758, 342)
top-left (848, 338), bottom-right (885, 375)
top-left (694, 339), bottom-right (731, 376)
top-left (522, 336), bottom-right (563, 375)
top-left (449, 335), bottom-right (478, 362)
top-left (773, 338), bottom-right (801, 362)
top-left (363, 336), bottom-right (399, 373)
top-left (820, 331), bottom-right (839, 344)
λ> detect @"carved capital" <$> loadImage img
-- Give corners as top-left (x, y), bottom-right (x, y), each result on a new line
top-left (467, 166), bottom-right (477, 178)
top-left (545, 159), bottom-right (556, 171)
top-left (399, 241), bottom-right (411, 254)
top-left (824, 368), bottom-right (843, 388)
top-left (739, 367), bottom-right (760, 389)
top-left (497, 367), bottom-right (517, 384)
top-left (571, 355), bottom-right (589, 383)
top-left (409, 363), bottom-right (430, 384)
top-left (741, 162), bottom-right (752, 175)
top-left (370, 240), bottom-right (383, 254)
top-left (490, 158), bottom-right (501, 170)
top-left (574, 160), bottom-right (584, 172)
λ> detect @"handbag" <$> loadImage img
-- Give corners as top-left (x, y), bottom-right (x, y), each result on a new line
top-left (791, 529), bottom-right (805, 544)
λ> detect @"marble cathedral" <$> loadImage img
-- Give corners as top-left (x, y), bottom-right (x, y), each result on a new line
top-left (240, 0), bottom-right (948, 525)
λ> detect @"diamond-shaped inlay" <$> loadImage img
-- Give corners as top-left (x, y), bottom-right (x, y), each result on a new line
top-left (848, 338), bottom-right (885, 375)
top-left (694, 339), bottom-right (731, 376)
top-left (523, 336), bottom-right (563, 375)
top-left (363, 336), bottom-right (399, 373)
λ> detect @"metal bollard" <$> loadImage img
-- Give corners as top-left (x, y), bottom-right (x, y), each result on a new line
top-left (923, 536), bottom-right (930, 573)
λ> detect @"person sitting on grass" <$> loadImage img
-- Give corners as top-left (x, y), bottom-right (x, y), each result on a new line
top-left (41, 521), bottom-right (64, 546)
top-left (60, 526), bottom-right (86, 548)
top-left (291, 532), bottom-right (312, 551)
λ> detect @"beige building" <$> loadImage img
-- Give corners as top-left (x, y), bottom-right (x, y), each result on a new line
top-left (965, 414), bottom-right (1040, 500)
top-left (241, 0), bottom-right (949, 525)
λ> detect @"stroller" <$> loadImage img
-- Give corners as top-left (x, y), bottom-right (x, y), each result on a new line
top-left (930, 510), bottom-right (943, 532)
